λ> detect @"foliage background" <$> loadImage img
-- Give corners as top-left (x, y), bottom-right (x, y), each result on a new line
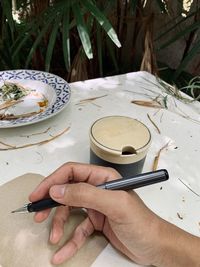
top-left (0, 0), bottom-right (200, 93)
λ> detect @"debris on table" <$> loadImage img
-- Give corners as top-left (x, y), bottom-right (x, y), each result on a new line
top-left (177, 212), bottom-right (184, 220)
top-left (152, 142), bottom-right (170, 171)
top-left (77, 94), bottom-right (107, 104)
top-left (131, 100), bottom-right (162, 108)
top-left (178, 178), bottom-right (200, 197)
top-left (0, 126), bottom-right (70, 151)
top-left (147, 113), bottom-right (161, 134)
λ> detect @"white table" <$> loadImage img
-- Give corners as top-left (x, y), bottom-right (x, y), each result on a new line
top-left (0, 71), bottom-right (200, 267)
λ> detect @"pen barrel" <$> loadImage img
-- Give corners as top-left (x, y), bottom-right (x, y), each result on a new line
top-left (98, 169), bottom-right (169, 191)
top-left (27, 198), bottom-right (62, 212)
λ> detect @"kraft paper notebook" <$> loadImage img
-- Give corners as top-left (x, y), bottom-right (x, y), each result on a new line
top-left (0, 174), bottom-right (107, 267)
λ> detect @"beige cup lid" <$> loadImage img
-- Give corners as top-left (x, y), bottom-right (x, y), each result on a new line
top-left (90, 116), bottom-right (151, 156)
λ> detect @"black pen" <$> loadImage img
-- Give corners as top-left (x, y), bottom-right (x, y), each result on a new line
top-left (11, 169), bottom-right (169, 213)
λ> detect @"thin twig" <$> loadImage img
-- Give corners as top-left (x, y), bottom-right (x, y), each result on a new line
top-left (147, 113), bottom-right (161, 134)
top-left (152, 142), bottom-right (170, 171)
top-left (153, 109), bottom-right (161, 116)
top-left (90, 102), bottom-right (102, 108)
top-left (0, 141), bottom-right (16, 148)
top-left (78, 94), bottom-right (108, 104)
top-left (0, 127), bottom-right (70, 151)
top-left (178, 178), bottom-right (200, 198)
top-left (160, 112), bottom-right (164, 123)
top-left (19, 127), bottom-right (51, 137)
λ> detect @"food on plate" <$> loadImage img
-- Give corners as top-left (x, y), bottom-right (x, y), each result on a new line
top-left (0, 81), bottom-right (48, 120)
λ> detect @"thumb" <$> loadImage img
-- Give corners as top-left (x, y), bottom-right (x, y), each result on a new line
top-left (49, 183), bottom-right (129, 220)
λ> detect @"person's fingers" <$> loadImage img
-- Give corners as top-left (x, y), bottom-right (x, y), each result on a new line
top-left (49, 183), bottom-right (133, 222)
top-left (34, 209), bottom-right (51, 222)
top-left (29, 162), bottom-right (120, 202)
top-left (49, 206), bottom-right (70, 244)
top-left (51, 217), bottom-right (94, 265)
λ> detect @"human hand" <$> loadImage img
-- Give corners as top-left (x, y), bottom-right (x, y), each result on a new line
top-left (29, 162), bottom-right (163, 265)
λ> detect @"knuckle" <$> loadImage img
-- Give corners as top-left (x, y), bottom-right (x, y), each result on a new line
top-left (75, 225), bottom-right (90, 239)
top-left (62, 161), bottom-right (75, 169)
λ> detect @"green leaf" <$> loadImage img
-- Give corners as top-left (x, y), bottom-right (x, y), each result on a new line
top-left (62, 5), bottom-right (71, 71)
top-left (12, 22), bottom-right (38, 59)
top-left (96, 22), bottom-right (103, 76)
top-left (173, 39), bottom-right (200, 80)
top-left (12, 5), bottom-right (59, 57)
top-left (45, 14), bottom-right (62, 72)
top-left (1, 0), bottom-right (14, 37)
top-left (72, 2), bottom-right (93, 59)
top-left (163, 95), bottom-right (168, 109)
top-left (106, 37), bottom-right (119, 72)
top-left (83, 0), bottom-right (121, 48)
top-left (25, 14), bottom-right (58, 68)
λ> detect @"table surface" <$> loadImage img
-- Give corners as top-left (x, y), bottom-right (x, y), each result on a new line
top-left (0, 71), bottom-right (200, 267)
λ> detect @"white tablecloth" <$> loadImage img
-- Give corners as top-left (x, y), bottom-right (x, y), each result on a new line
top-left (0, 71), bottom-right (200, 266)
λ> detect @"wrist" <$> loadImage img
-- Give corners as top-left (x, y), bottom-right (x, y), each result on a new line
top-left (153, 219), bottom-right (200, 267)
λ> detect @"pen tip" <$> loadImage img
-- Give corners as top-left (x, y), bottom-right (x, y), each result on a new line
top-left (11, 205), bottom-right (28, 213)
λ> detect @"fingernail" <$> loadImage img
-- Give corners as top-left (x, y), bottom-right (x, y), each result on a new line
top-left (51, 185), bottom-right (65, 198)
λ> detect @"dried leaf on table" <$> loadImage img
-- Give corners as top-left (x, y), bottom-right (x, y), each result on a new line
top-left (0, 141), bottom-right (16, 148)
top-left (147, 113), bottom-right (161, 134)
top-left (78, 94), bottom-right (108, 104)
top-left (20, 127), bottom-right (51, 137)
top-left (131, 100), bottom-right (162, 108)
top-left (152, 142), bottom-right (170, 171)
top-left (0, 127), bottom-right (70, 151)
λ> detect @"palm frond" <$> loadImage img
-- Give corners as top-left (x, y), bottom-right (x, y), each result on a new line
top-left (72, 2), bottom-right (93, 59)
top-left (84, 0), bottom-right (121, 48)
top-left (62, 4), bottom-right (71, 71)
top-left (45, 14), bottom-right (62, 72)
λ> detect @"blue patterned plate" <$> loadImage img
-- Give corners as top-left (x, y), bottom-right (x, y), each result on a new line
top-left (0, 70), bottom-right (71, 128)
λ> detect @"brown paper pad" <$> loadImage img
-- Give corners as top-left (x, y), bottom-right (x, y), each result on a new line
top-left (0, 174), bottom-right (107, 267)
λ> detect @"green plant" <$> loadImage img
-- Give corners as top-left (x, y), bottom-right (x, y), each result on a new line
top-left (0, 0), bottom-right (200, 91)
top-left (156, 1), bottom-right (200, 80)
top-left (1, 0), bottom-right (122, 79)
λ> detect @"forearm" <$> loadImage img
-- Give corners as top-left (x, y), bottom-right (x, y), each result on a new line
top-left (156, 219), bottom-right (200, 267)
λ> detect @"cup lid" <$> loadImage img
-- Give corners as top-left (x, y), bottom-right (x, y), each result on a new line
top-left (90, 116), bottom-right (151, 164)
